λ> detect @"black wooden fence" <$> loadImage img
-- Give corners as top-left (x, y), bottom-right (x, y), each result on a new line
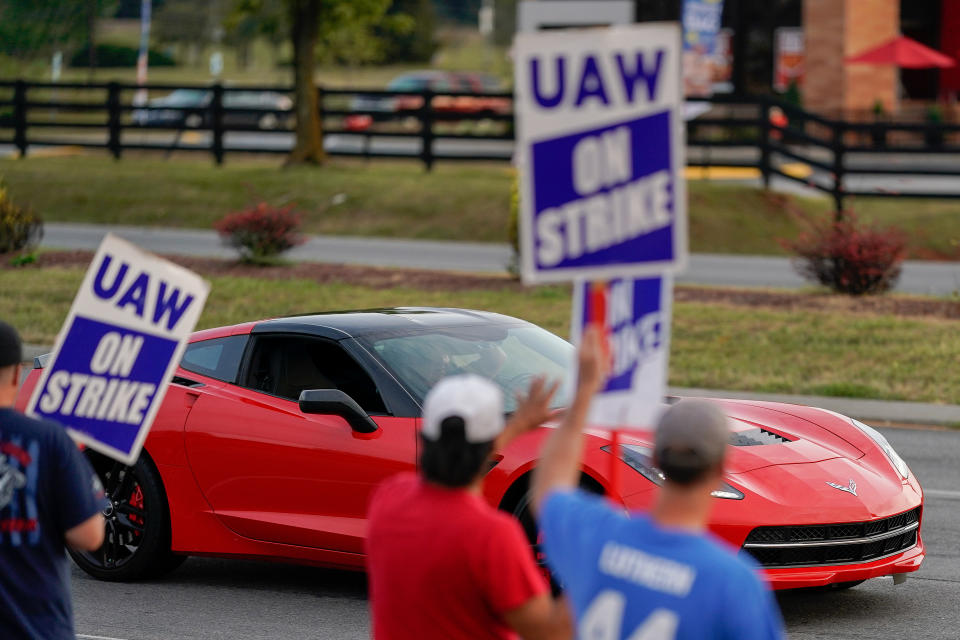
top-left (2, 80), bottom-right (960, 208)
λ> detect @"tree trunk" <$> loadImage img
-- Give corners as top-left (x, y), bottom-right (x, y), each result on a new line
top-left (287, 0), bottom-right (324, 165)
top-left (87, 0), bottom-right (98, 82)
top-left (237, 40), bottom-right (251, 71)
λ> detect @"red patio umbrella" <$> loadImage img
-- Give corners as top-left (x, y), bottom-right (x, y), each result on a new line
top-left (846, 35), bottom-right (955, 69)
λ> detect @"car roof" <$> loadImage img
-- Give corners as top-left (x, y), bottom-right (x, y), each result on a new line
top-left (250, 307), bottom-right (527, 340)
top-left (392, 70), bottom-right (448, 80)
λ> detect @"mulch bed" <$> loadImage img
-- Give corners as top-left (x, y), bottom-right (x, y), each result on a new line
top-left (10, 250), bottom-right (960, 321)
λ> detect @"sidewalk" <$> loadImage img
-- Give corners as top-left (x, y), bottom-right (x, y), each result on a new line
top-left (19, 343), bottom-right (959, 426)
top-left (41, 222), bottom-right (960, 296)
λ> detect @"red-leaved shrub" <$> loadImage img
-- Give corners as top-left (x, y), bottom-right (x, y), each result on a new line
top-left (781, 212), bottom-right (907, 295)
top-left (214, 203), bottom-right (304, 263)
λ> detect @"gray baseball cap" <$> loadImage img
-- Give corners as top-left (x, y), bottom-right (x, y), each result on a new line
top-left (654, 400), bottom-right (730, 479)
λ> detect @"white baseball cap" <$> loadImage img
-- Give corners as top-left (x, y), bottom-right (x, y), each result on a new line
top-left (421, 375), bottom-right (505, 444)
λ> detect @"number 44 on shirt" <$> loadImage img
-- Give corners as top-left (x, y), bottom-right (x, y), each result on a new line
top-left (579, 589), bottom-right (679, 640)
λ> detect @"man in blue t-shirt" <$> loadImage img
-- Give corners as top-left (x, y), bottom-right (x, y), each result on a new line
top-left (531, 328), bottom-right (784, 640)
top-left (0, 320), bottom-right (106, 640)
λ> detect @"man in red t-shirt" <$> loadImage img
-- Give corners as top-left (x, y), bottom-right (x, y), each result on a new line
top-left (366, 373), bottom-right (570, 640)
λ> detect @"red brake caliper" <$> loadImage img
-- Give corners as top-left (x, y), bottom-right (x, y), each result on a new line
top-left (128, 486), bottom-right (144, 538)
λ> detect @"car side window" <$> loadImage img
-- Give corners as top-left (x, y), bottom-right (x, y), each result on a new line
top-left (181, 335), bottom-right (249, 383)
top-left (242, 335), bottom-right (388, 415)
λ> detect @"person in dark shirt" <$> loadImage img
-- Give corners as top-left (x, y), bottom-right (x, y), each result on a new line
top-left (0, 319), bottom-right (106, 640)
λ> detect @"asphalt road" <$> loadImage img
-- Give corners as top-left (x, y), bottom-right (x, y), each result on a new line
top-left (71, 425), bottom-right (960, 640)
top-left (42, 222), bottom-right (960, 296)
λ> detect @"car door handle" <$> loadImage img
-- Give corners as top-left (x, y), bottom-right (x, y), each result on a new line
top-left (184, 390), bottom-right (200, 408)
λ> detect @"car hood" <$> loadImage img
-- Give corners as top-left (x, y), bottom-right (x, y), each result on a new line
top-left (723, 455), bottom-right (918, 525)
top-left (600, 398), bottom-right (866, 474)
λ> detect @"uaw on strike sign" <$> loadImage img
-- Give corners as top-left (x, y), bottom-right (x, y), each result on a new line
top-left (26, 234), bottom-right (209, 464)
top-left (571, 276), bottom-right (672, 428)
top-left (514, 23), bottom-right (686, 284)
top-left (515, 23), bottom-right (683, 431)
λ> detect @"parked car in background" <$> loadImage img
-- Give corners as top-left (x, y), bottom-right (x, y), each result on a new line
top-left (345, 71), bottom-right (511, 132)
top-left (132, 89), bottom-right (293, 130)
top-left (446, 71), bottom-right (512, 116)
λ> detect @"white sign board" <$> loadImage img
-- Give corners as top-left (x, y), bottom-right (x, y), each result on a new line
top-left (570, 275), bottom-right (672, 429)
top-left (26, 234), bottom-right (209, 464)
top-left (517, 0), bottom-right (633, 32)
top-left (514, 24), bottom-right (687, 284)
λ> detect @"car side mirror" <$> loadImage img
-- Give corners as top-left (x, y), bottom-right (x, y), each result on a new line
top-left (298, 389), bottom-right (379, 434)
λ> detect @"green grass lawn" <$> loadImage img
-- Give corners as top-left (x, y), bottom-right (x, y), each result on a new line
top-left (3, 155), bottom-right (960, 258)
top-left (0, 156), bottom-right (514, 242)
top-left (3, 265), bottom-right (957, 404)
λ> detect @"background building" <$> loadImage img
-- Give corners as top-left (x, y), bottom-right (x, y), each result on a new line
top-left (494, 0), bottom-right (957, 117)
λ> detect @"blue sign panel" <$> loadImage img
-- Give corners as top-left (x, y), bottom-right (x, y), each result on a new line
top-left (32, 317), bottom-right (178, 454)
top-left (531, 113), bottom-right (674, 271)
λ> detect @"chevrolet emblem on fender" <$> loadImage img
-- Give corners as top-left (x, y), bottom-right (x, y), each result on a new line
top-left (826, 479), bottom-right (858, 496)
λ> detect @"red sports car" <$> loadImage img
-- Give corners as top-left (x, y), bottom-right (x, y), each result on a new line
top-left (16, 308), bottom-right (924, 589)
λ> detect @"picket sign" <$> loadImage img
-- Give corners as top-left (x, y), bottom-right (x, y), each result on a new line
top-left (514, 23), bottom-right (687, 284)
top-left (514, 23), bottom-right (684, 500)
top-left (572, 276), bottom-right (673, 500)
top-left (26, 234), bottom-right (209, 465)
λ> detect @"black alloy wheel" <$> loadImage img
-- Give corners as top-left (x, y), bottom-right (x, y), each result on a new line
top-left (509, 477), bottom-right (605, 595)
top-left (69, 451), bottom-right (185, 581)
top-left (511, 490), bottom-right (560, 593)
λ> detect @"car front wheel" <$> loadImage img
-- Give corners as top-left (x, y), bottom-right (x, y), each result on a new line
top-left (70, 451), bottom-right (185, 582)
top-left (508, 476), bottom-right (605, 594)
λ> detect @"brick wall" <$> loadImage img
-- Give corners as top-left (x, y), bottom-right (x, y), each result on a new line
top-left (803, 0), bottom-right (898, 117)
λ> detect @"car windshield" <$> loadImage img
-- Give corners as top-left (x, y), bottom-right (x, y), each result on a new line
top-left (360, 323), bottom-right (573, 412)
top-left (387, 75), bottom-right (431, 91)
top-left (157, 89), bottom-right (209, 106)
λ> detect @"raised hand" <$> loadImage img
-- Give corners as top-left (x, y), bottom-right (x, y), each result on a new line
top-left (576, 326), bottom-right (609, 397)
top-left (496, 375), bottom-right (560, 451)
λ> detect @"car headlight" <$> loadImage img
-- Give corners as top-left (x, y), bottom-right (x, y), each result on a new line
top-left (851, 418), bottom-right (910, 479)
top-left (602, 444), bottom-right (744, 500)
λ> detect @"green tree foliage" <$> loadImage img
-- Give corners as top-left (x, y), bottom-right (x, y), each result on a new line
top-left (252, 0), bottom-right (392, 163)
top-left (224, 10), bottom-right (262, 69)
top-left (0, 0), bottom-right (112, 60)
top-left (229, 0), bottom-right (287, 66)
top-left (153, 0), bottom-right (229, 66)
top-left (377, 0), bottom-right (437, 64)
top-left (317, 2), bottom-right (411, 66)
top-left (230, 0), bottom-right (425, 163)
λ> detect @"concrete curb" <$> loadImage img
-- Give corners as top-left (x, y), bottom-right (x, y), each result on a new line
top-left (40, 222), bottom-right (960, 295)
top-left (669, 387), bottom-right (960, 427)
top-left (21, 344), bottom-right (959, 427)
